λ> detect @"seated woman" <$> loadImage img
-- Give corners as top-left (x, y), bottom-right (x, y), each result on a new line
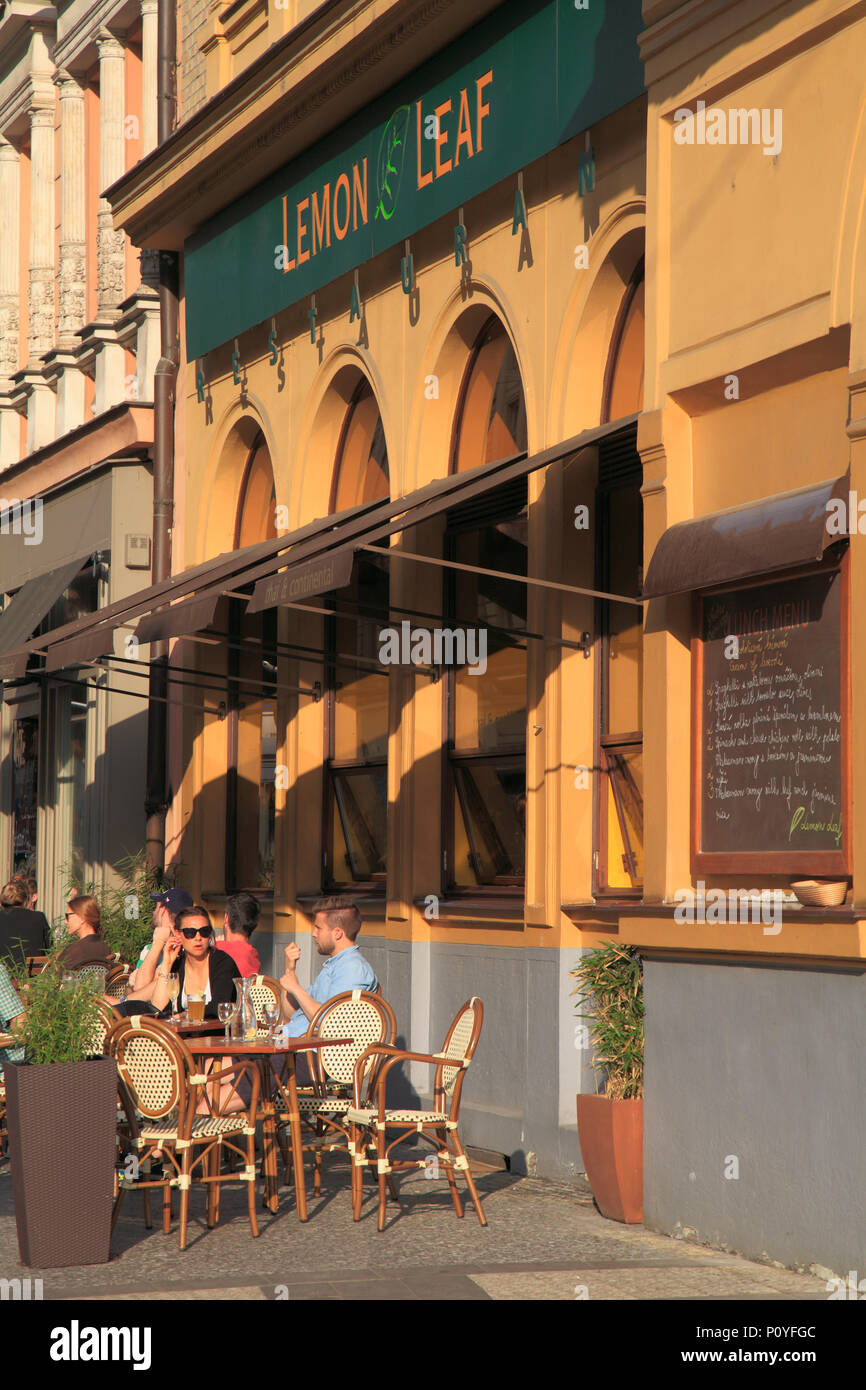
top-left (57, 896), bottom-right (111, 971)
top-left (149, 906), bottom-right (243, 1113)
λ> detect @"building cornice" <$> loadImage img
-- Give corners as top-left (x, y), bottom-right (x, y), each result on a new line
top-left (106, 0), bottom-right (503, 250)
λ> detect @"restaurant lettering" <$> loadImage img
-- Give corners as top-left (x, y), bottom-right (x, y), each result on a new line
top-left (275, 69), bottom-right (494, 279)
top-left (186, 0), bottom-right (645, 359)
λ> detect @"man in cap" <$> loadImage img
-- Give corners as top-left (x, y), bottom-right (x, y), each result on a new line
top-left (123, 887), bottom-right (194, 1002)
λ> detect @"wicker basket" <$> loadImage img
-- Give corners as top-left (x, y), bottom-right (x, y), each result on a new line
top-left (789, 878), bottom-right (849, 908)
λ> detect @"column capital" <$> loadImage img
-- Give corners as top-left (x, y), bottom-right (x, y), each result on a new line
top-left (54, 68), bottom-right (85, 96)
top-left (28, 103), bottom-right (55, 129)
top-left (96, 26), bottom-right (126, 57)
top-left (0, 140), bottom-right (19, 163)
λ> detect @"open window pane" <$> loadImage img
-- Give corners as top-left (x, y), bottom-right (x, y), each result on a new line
top-left (452, 761), bottom-right (525, 885)
top-left (331, 768), bottom-right (387, 883)
top-left (603, 745), bottom-right (644, 889)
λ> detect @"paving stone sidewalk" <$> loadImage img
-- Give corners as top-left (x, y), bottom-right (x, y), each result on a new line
top-left (0, 1161), bottom-right (832, 1301)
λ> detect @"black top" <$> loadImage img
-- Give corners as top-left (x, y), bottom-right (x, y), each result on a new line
top-left (172, 947), bottom-right (240, 1019)
top-left (57, 936), bottom-right (111, 970)
top-left (0, 907), bottom-right (51, 963)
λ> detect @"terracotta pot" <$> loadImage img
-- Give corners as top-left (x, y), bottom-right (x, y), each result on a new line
top-left (5, 1056), bottom-right (118, 1268)
top-left (577, 1093), bottom-right (643, 1223)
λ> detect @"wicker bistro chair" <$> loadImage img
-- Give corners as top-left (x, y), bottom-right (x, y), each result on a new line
top-left (347, 997), bottom-right (487, 1231)
top-left (71, 961), bottom-right (110, 991)
top-left (105, 961), bottom-right (131, 1001)
top-left (274, 989), bottom-right (397, 1197)
top-left (105, 1015), bottom-right (261, 1249)
top-left (246, 975), bottom-right (283, 1036)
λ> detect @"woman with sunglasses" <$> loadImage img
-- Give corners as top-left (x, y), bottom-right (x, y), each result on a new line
top-left (148, 906), bottom-right (239, 1019)
top-left (57, 895), bottom-right (111, 970)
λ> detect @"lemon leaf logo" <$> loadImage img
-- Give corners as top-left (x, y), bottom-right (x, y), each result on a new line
top-left (375, 105), bottom-right (411, 221)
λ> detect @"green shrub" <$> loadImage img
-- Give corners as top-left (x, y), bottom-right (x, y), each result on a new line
top-left (570, 941), bottom-right (644, 1101)
top-left (16, 961), bottom-right (103, 1065)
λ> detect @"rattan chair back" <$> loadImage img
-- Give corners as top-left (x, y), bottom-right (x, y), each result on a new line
top-left (105, 1016), bottom-right (191, 1121)
top-left (437, 997), bottom-right (483, 1105)
top-left (72, 961), bottom-right (110, 990)
top-left (105, 962), bottom-right (131, 999)
top-left (309, 990), bottom-right (396, 1088)
top-left (247, 975), bottom-right (282, 1026)
top-left (86, 999), bottom-right (121, 1058)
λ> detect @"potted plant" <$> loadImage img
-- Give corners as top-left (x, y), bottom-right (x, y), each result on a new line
top-left (571, 941), bottom-right (644, 1223)
top-left (4, 960), bottom-right (118, 1267)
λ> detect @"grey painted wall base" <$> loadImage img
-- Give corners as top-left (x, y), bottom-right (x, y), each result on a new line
top-left (644, 958), bottom-right (866, 1277)
top-left (264, 929), bottom-right (592, 1181)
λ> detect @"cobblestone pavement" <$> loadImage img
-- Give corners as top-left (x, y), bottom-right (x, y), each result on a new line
top-left (0, 1159), bottom-right (832, 1301)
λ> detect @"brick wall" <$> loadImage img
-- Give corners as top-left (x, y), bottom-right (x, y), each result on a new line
top-left (179, 0), bottom-right (209, 121)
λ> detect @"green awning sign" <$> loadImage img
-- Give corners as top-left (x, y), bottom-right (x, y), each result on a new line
top-left (185, 0), bottom-right (644, 360)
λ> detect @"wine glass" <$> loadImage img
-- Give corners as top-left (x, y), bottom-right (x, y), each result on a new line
top-left (217, 1002), bottom-right (235, 1043)
top-left (167, 976), bottom-right (180, 1018)
top-left (263, 998), bottom-right (281, 1040)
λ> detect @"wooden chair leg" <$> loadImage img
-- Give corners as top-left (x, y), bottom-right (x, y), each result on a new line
top-left (454, 1135), bottom-right (487, 1227)
top-left (162, 1176), bottom-right (172, 1234)
top-left (246, 1130), bottom-right (259, 1238)
top-left (178, 1152), bottom-right (192, 1250)
top-left (143, 1187), bottom-right (153, 1230)
top-left (211, 1142), bottom-right (223, 1227)
top-left (376, 1127), bottom-right (388, 1232)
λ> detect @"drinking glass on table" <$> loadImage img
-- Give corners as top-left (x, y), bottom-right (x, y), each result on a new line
top-left (188, 992), bottom-right (206, 1023)
top-left (167, 975), bottom-right (180, 1016)
top-left (217, 1001), bottom-right (235, 1043)
top-left (263, 998), bottom-right (281, 1040)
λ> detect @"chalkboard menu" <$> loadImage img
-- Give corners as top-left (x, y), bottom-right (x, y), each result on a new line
top-left (695, 567), bottom-right (848, 873)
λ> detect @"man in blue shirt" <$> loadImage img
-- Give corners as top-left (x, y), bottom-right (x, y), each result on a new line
top-left (279, 897), bottom-right (378, 1038)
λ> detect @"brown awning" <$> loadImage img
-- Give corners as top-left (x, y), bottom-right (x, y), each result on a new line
top-left (0, 557), bottom-right (87, 655)
top-left (247, 415), bottom-right (637, 613)
top-left (642, 475), bottom-right (849, 599)
top-left (44, 626), bottom-right (117, 673)
top-left (0, 649), bottom-right (31, 680)
top-left (134, 592), bottom-right (221, 644)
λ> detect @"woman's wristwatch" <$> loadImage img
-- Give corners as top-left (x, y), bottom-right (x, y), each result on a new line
top-left (157, 971), bottom-right (171, 982)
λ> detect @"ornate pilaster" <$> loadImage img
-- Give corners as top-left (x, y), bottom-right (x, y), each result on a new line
top-left (0, 140), bottom-right (21, 467)
top-left (96, 28), bottom-right (127, 316)
top-left (28, 99), bottom-right (56, 361)
top-left (56, 70), bottom-right (87, 345)
top-left (141, 0), bottom-right (159, 155)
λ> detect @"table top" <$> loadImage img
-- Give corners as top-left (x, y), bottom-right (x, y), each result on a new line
top-left (0, 1032), bottom-right (14, 1047)
top-left (161, 1017), bottom-right (223, 1036)
top-left (191, 1036), bottom-right (353, 1056)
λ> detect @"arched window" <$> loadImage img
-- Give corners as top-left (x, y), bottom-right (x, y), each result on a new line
top-left (452, 317), bottom-right (527, 474)
top-left (444, 318), bottom-right (528, 891)
top-left (331, 380), bottom-right (390, 512)
top-left (228, 432), bottom-right (278, 890)
top-left (324, 383), bottom-right (389, 889)
top-left (595, 260), bottom-right (645, 897)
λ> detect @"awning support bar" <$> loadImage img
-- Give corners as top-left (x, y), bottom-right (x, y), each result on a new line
top-left (357, 545), bottom-right (643, 606)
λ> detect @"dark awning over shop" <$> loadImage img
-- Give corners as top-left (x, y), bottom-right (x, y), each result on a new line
top-left (246, 415), bottom-right (638, 613)
top-left (0, 557), bottom-right (87, 656)
top-left (134, 592), bottom-right (221, 644)
top-left (3, 414), bottom-right (638, 683)
top-left (641, 475), bottom-right (849, 600)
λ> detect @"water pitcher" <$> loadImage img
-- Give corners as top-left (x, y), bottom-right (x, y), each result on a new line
top-left (234, 977), bottom-right (258, 1041)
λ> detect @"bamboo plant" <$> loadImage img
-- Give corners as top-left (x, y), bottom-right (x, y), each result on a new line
top-left (570, 941), bottom-right (644, 1101)
top-left (15, 961), bottom-right (103, 1066)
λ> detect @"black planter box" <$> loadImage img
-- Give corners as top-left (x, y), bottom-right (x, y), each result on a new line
top-left (5, 1056), bottom-right (118, 1268)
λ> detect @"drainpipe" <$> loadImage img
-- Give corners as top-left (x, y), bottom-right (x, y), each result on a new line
top-left (144, 0), bottom-right (179, 876)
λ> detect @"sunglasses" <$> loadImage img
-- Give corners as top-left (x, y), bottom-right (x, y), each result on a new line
top-left (180, 925), bottom-right (212, 940)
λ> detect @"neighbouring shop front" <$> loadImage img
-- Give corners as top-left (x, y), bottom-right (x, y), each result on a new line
top-left (0, 463), bottom-right (153, 922)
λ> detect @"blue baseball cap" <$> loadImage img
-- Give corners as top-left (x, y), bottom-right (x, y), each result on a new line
top-left (150, 887), bottom-right (194, 917)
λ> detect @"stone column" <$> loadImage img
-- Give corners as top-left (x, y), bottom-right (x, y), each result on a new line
top-left (57, 71), bottom-right (86, 343)
top-left (53, 70), bottom-right (87, 434)
top-left (96, 28), bottom-right (127, 316)
top-left (28, 99), bottom-right (55, 361)
top-left (0, 140), bottom-right (21, 467)
top-left (26, 93), bottom-right (56, 449)
top-left (141, 0), bottom-right (159, 156)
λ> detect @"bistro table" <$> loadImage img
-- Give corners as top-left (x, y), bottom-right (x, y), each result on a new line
top-left (190, 1036), bottom-right (352, 1221)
